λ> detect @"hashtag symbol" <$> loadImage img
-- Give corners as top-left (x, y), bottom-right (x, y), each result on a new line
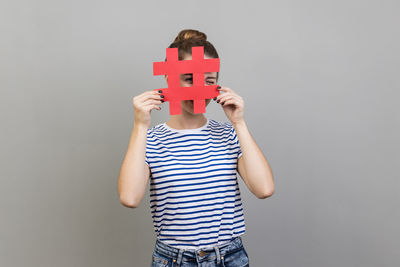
top-left (153, 46), bottom-right (220, 115)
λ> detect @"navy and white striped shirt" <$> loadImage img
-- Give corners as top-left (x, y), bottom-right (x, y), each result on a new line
top-left (145, 118), bottom-right (246, 250)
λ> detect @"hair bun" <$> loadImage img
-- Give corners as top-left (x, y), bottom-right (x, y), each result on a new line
top-left (173, 29), bottom-right (207, 43)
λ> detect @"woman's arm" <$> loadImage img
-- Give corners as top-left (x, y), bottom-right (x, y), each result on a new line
top-left (118, 123), bottom-right (151, 208)
top-left (234, 120), bottom-right (275, 199)
top-left (214, 85), bottom-right (274, 198)
top-left (118, 90), bottom-right (162, 208)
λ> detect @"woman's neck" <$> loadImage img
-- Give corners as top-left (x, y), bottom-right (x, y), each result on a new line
top-left (166, 114), bottom-right (208, 130)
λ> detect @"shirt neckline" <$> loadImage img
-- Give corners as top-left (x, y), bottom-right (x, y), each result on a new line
top-left (163, 118), bottom-right (210, 133)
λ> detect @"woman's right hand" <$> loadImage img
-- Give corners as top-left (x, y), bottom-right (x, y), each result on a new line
top-left (132, 89), bottom-right (164, 128)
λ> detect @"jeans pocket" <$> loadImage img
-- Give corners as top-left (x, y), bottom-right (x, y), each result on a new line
top-left (222, 247), bottom-right (249, 267)
top-left (242, 246), bottom-right (250, 266)
top-left (151, 251), bottom-right (170, 267)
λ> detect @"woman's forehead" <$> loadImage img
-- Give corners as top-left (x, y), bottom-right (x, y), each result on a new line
top-left (182, 53), bottom-right (216, 60)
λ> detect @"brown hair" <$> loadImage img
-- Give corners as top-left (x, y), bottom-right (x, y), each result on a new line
top-left (167, 29), bottom-right (219, 80)
top-left (168, 29), bottom-right (219, 60)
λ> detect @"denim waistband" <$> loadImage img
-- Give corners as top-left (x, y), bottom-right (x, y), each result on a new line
top-left (154, 236), bottom-right (244, 265)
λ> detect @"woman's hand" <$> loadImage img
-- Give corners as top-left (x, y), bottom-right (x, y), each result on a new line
top-left (214, 86), bottom-right (245, 125)
top-left (132, 89), bottom-right (164, 128)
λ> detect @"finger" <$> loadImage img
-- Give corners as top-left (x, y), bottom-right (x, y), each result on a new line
top-left (216, 90), bottom-right (238, 102)
top-left (146, 90), bottom-right (165, 101)
top-left (222, 88), bottom-right (237, 98)
top-left (143, 98), bottom-right (163, 106)
top-left (146, 103), bottom-right (162, 112)
top-left (216, 94), bottom-right (233, 104)
top-left (217, 86), bottom-right (232, 93)
top-left (223, 95), bottom-right (241, 106)
top-left (220, 99), bottom-right (237, 107)
top-left (215, 91), bottom-right (230, 101)
top-left (216, 86), bottom-right (227, 95)
top-left (137, 90), bottom-right (162, 101)
top-left (219, 88), bottom-right (238, 100)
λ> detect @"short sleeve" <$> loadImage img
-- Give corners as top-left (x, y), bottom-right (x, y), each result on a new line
top-left (230, 125), bottom-right (243, 159)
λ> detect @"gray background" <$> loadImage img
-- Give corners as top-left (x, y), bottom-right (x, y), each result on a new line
top-left (1, 0), bottom-right (399, 266)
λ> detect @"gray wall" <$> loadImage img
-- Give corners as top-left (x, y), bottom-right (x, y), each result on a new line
top-left (1, 0), bottom-right (399, 266)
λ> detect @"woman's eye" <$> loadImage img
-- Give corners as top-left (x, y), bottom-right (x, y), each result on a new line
top-left (184, 78), bottom-right (214, 84)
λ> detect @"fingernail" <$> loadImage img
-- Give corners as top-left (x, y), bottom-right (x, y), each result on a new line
top-left (161, 100), bottom-right (164, 103)
top-left (221, 102), bottom-right (225, 105)
top-left (217, 86), bottom-right (221, 89)
top-left (160, 95), bottom-right (164, 98)
top-left (158, 90), bottom-right (162, 93)
top-left (213, 97), bottom-right (217, 100)
top-left (217, 100), bottom-right (220, 103)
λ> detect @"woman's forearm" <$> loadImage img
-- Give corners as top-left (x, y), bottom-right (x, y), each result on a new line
top-left (234, 120), bottom-right (275, 197)
top-left (118, 123), bottom-right (149, 207)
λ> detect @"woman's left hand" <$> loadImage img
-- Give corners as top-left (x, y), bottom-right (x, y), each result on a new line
top-left (214, 86), bottom-right (245, 125)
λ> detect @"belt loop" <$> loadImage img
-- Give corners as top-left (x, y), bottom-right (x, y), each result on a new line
top-left (214, 246), bottom-right (221, 265)
top-left (176, 248), bottom-right (184, 266)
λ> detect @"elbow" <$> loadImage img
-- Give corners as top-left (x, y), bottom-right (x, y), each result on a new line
top-left (257, 187), bottom-right (275, 199)
top-left (119, 196), bottom-right (139, 208)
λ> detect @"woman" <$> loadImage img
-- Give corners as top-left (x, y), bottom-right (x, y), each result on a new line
top-left (118, 29), bottom-right (274, 266)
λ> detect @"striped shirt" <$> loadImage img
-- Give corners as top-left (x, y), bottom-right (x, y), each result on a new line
top-left (145, 118), bottom-right (246, 250)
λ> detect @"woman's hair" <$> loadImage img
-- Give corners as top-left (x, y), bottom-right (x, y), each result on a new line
top-left (167, 29), bottom-right (219, 80)
top-left (168, 29), bottom-right (219, 60)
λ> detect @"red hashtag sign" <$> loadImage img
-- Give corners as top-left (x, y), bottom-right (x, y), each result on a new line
top-left (153, 46), bottom-right (220, 115)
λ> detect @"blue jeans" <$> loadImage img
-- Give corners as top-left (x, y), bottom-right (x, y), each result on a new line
top-left (151, 236), bottom-right (250, 267)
